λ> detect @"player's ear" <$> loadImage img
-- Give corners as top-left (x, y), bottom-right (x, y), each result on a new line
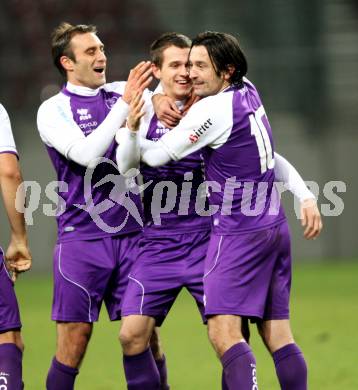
top-left (60, 56), bottom-right (75, 73)
top-left (223, 65), bottom-right (235, 81)
top-left (151, 63), bottom-right (161, 80)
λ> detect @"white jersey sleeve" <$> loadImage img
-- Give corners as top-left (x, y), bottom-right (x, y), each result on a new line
top-left (0, 104), bottom-right (17, 155)
top-left (103, 81), bottom-right (127, 95)
top-left (104, 81), bottom-right (153, 104)
top-left (37, 93), bottom-right (129, 166)
top-left (158, 92), bottom-right (233, 161)
top-left (37, 94), bottom-right (84, 157)
top-left (115, 95), bottom-right (154, 175)
top-left (274, 152), bottom-right (315, 202)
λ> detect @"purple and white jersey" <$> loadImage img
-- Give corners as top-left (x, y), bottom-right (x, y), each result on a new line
top-left (0, 104), bottom-right (17, 157)
top-left (37, 82), bottom-right (143, 242)
top-left (138, 102), bottom-right (210, 235)
top-left (0, 107), bottom-right (22, 335)
top-left (158, 79), bottom-right (286, 235)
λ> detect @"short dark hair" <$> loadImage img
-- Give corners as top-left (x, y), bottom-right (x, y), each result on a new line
top-left (150, 32), bottom-right (191, 68)
top-left (51, 22), bottom-right (97, 76)
top-left (191, 31), bottom-right (248, 85)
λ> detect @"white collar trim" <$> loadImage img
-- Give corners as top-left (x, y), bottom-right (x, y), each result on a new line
top-left (66, 82), bottom-right (100, 96)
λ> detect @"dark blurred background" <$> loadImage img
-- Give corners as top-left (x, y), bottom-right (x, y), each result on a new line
top-left (1, 0), bottom-right (357, 271)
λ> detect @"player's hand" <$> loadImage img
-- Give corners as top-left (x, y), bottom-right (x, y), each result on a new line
top-left (127, 91), bottom-right (145, 132)
top-left (5, 236), bottom-right (32, 282)
top-left (182, 93), bottom-right (201, 116)
top-left (152, 94), bottom-right (183, 128)
top-left (123, 61), bottom-right (153, 104)
top-left (300, 198), bottom-right (323, 240)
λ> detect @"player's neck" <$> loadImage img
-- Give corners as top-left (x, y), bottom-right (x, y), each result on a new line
top-left (66, 81), bottom-right (100, 96)
top-left (218, 81), bottom-right (231, 94)
top-left (165, 93), bottom-right (187, 110)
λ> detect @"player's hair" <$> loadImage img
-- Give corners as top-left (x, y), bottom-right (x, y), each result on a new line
top-left (150, 32), bottom-right (192, 68)
top-left (51, 22), bottom-right (97, 76)
top-left (191, 31), bottom-right (248, 85)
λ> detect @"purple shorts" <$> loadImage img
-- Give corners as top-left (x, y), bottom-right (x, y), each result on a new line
top-left (0, 248), bottom-right (21, 332)
top-left (204, 221), bottom-right (291, 320)
top-left (121, 230), bottom-right (210, 326)
top-left (52, 233), bottom-right (140, 323)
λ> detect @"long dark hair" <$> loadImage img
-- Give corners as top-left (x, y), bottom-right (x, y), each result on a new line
top-left (191, 31), bottom-right (248, 85)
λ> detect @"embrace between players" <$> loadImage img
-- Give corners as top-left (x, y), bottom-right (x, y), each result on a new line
top-left (0, 22), bottom-right (322, 389)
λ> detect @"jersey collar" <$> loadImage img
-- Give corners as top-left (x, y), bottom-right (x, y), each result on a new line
top-left (221, 84), bottom-right (238, 93)
top-left (175, 100), bottom-right (185, 111)
top-left (65, 82), bottom-right (101, 97)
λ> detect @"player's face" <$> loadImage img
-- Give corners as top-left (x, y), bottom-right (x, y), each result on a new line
top-left (66, 32), bottom-right (107, 89)
top-left (188, 45), bottom-right (229, 97)
top-left (152, 46), bottom-right (192, 100)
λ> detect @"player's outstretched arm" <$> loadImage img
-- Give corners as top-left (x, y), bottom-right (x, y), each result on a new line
top-left (116, 91), bottom-right (145, 175)
top-left (142, 94), bottom-right (232, 167)
top-left (274, 152), bottom-right (323, 239)
top-left (0, 153), bottom-right (31, 281)
top-left (274, 152), bottom-right (315, 202)
top-left (37, 62), bottom-right (153, 168)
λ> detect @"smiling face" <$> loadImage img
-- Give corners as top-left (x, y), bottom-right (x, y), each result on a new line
top-left (152, 45), bottom-right (192, 100)
top-left (188, 45), bottom-right (230, 98)
top-left (61, 32), bottom-right (107, 89)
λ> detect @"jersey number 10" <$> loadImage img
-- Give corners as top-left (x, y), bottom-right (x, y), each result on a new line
top-left (249, 105), bottom-right (275, 174)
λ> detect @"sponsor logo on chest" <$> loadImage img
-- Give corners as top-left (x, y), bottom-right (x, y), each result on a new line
top-left (76, 108), bottom-right (98, 135)
top-left (150, 123), bottom-right (170, 142)
top-left (156, 127), bottom-right (170, 135)
top-left (77, 108), bottom-right (92, 121)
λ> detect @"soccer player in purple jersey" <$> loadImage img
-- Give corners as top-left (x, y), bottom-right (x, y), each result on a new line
top-left (117, 33), bottom-right (211, 390)
top-left (36, 22), bottom-right (165, 389)
top-left (121, 32), bottom-right (322, 389)
top-left (116, 33), bottom-right (322, 389)
top-left (0, 104), bottom-right (32, 389)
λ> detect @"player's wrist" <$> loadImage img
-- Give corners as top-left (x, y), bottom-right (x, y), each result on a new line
top-left (126, 120), bottom-right (139, 132)
top-left (115, 128), bottom-right (138, 145)
top-left (9, 231), bottom-right (28, 245)
top-left (300, 195), bottom-right (316, 205)
top-left (122, 93), bottom-right (131, 105)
